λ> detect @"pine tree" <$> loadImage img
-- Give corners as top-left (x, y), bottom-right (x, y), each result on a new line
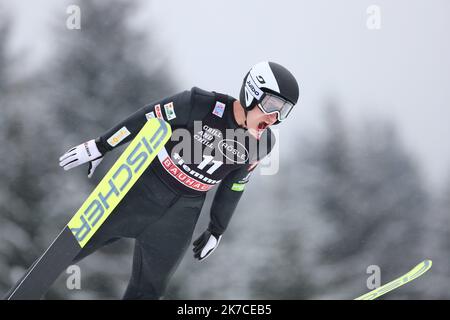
top-left (308, 104), bottom-right (429, 298)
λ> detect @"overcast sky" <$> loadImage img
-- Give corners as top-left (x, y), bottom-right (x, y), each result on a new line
top-left (3, 0), bottom-right (450, 189)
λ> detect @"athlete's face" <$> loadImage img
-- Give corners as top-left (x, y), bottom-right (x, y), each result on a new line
top-left (246, 105), bottom-right (278, 139)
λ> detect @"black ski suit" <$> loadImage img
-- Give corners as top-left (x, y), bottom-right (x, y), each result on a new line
top-left (73, 87), bottom-right (275, 299)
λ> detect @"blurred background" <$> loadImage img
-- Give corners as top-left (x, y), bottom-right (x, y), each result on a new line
top-left (0, 0), bottom-right (449, 299)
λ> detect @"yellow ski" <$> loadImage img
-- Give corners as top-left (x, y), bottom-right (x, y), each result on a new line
top-left (354, 260), bottom-right (432, 300)
top-left (6, 118), bottom-right (171, 299)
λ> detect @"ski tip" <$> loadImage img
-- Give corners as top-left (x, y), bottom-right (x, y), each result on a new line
top-left (420, 259), bottom-right (432, 268)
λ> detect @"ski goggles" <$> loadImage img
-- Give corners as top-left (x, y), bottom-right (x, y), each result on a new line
top-left (257, 93), bottom-right (294, 122)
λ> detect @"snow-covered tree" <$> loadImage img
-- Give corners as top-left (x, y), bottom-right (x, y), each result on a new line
top-left (0, 8), bottom-right (63, 296)
top-left (309, 105), bottom-right (430, 299)
top-left (1, 0), bottom-right (177, 299)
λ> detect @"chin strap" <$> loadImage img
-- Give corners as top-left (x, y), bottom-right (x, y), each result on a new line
top-left (242, 103), bottom-right (250, 128)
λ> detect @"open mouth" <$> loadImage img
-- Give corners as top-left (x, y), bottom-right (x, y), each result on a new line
top-left (255, 121), bottom-right (269, 139)
top-left (258, 121), bottom-right (269, 131)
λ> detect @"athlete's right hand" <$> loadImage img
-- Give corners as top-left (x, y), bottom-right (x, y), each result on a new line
top-left (59, 139), bottom-right (104, 178)
top-left (193, 230), bottom-right (222, 261)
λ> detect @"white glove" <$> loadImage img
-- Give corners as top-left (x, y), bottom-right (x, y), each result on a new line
top-left (59, 139), bottom-right (104, 178)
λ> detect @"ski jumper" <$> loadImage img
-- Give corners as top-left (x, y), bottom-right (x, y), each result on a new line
top-left (74, 87), bottom-right (275, 299)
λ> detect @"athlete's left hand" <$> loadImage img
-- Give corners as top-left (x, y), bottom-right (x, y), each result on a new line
top-left (193, 230), bottom-right (222, 261)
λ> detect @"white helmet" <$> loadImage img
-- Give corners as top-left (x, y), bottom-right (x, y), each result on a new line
top-left (239, 61), bottom-right (299, 124)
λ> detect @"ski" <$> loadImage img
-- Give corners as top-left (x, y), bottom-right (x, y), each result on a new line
top-left (354, 259), bottom-right (432, 300)
top-left (5, 118), bottom-right (171, 300)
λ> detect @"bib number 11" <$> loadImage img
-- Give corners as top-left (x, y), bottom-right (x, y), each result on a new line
top-left (197, 155), bottom-right (223, 174)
